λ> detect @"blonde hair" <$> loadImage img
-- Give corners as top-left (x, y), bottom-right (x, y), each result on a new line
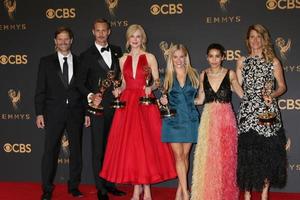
top-left (246, 24), bottom-right (276, 63)
top-left (164, 44), bottom-right (199, 92)
top-left (125, 24), bottom-right (147, 51)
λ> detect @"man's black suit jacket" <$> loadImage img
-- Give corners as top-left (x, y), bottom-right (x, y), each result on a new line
top-left (77, 44), bottom-right (122, 113)
top-left (35, 53), bottom-right (84, 120)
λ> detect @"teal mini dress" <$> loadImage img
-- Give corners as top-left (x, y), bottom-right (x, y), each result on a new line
top-left (162, 77), bottom-right (199, 143)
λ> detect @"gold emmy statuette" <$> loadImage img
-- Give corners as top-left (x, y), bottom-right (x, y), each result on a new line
top-left (105, 0), bottom-right (118, 16)
top-left (139, 65), bottom-right (156, 105)
top-left (87, 71), bottom-right (114, 115)
top-left (110, 72), bottom-right (126, 109)
top-left (155, 79), bottom-right (176, 118)
top-left (258, 80), bottom-right (277, 125)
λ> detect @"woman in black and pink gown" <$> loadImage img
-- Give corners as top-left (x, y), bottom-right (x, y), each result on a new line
top-left (100, 24), bottom-right (176, 200)
top-left (191, 44), bottom-right (243, 200)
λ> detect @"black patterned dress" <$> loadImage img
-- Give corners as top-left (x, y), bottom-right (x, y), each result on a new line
top-left (237, 56), bottom-right (287, 190)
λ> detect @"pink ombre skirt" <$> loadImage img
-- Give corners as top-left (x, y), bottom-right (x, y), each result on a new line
top-left (191, 102), bottom-right (239, 200)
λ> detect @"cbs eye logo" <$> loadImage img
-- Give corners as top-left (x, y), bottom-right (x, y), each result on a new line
top-left (3, 143), bottom-right (32, 153)
top-left (150, 3), bottom-right (183, 15)
top-left (46, 8), bottom-right (76, 19)
top-left (266, 0), bottom-right (300, 10)
top-left (0, 55), bottom-right (28, 65)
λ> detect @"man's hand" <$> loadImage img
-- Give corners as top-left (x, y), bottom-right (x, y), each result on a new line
top-left (36, 115), bottom-right (45, 129)
top-left (91, 93), bottom-right (102, 107)
top-left (84, 116), bottom-right (90, 127)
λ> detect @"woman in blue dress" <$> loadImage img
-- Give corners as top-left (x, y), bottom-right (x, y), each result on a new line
top-left (160, 44), bottom-right (199, 200)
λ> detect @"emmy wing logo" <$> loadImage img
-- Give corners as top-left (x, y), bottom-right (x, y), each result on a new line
top-left (275, 37), bottom-right (291, 59)
top-left (3, 0), bottom-right (16, 20)
top-left (105, 0), bottom-right (119, 16)
top-left (159, 41), bottom-right (174, 61)
top-left (218, 0), bottom-right (229, 11)
top-left (8, 89), bottom-right (21, 110)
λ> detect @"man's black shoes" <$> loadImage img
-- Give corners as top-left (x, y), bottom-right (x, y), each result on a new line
top-left (41, 191), bottom-right (52, 200)
top-left (97, 190), bottom-right (109, 200)
top-left (106, 187), bottom-right (126, 196)
top-left (68, 188), bottom-right (84, 198)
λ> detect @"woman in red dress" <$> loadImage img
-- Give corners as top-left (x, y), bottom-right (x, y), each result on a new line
top-left (100, 24), bottom-right (176, 200)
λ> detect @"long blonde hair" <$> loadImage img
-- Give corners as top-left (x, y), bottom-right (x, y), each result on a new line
top-left (164, 44), bottom-right (199, 91)
top-left (125, 24), bottom-right (147, 52)
top-left (246, 24), bottom-right (276, 63)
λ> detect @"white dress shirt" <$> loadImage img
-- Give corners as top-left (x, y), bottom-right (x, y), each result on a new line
top-left (57, 51), bottom-right (73, 83)
top-left (95, 42), bottom-right (112, 68)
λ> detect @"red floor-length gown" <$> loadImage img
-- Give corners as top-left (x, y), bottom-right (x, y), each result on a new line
top-left (100, 54), bottom-right (177, 184)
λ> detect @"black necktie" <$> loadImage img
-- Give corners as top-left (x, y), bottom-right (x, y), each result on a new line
top-left (63, 57), bottom-right (69, 84)
top-left (101, 46), bottom-right (109, 52)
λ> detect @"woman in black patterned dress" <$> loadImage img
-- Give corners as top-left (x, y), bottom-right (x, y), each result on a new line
top-left (236, 24), bottom-right (287, 200)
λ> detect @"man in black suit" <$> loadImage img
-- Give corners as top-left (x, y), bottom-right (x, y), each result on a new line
top-left (35, 27), bottom-right (85, 200)
top-left (77, 18), bottom-right (125, 200)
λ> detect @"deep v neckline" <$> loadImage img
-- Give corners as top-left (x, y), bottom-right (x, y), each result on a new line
top-left (129, 54), bottom-right (143, 79)
top-left (176, 76), bottom-right (187, 89)
top-left (206, 70), bottom-right (228, 94)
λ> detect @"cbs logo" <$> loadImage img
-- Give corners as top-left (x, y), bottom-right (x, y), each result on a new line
top-left (225, 50), bottom-right (241, 61)
top-left (3, 143), bottom-right (32, 153)
top-left (266, 0), bottom-right (300, 10)
top-left (46, 8), bottom-right (76, 19)
top-left (278, 99), bottom-right (300, 110)
top-left (0, 55), bottom-right (28, 65)
top-left (150, 3), bottom-right (183, 15)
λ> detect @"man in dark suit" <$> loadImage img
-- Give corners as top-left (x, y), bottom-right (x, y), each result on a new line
top-left (35, 27), bottom-right (85, 200)
top-left (77, 18), bottom-right (125, 200)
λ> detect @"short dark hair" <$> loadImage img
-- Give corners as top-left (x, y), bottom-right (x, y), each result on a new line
top-left (93, 18), bottom-right (111, 30)
top-left (54, 26), bottom-right (74, 39)
top-left (206, 43), bottom-right (225, 57)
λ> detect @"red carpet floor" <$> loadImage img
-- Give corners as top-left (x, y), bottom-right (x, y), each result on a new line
top-left (0, 182), bottom-right (299, 200)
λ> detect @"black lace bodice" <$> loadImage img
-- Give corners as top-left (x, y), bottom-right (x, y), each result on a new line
top-left (204, 70), bottom-right (232, 104)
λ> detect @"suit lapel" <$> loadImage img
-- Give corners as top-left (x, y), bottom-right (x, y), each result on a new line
top-left (54, 53), bottom-right (68, 89)
top-left (69, 54), bottom-right (77, 86)
top-left (97, 55), bottom-right (110, 71)
top-left (91, 45), bottom-right (110, 72)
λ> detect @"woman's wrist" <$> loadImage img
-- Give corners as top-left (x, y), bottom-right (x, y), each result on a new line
top-left (150, 84), bottom-right (157, 91)
top-left (270, 92), bottom-right (276, 99)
